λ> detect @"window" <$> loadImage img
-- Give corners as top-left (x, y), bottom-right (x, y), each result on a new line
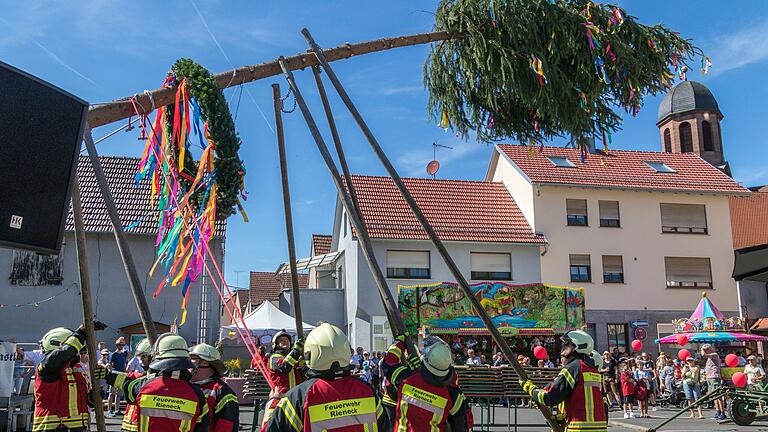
top-left (342, 211), bottom-right (347, 237)
top-left (10, 249), bottom-right (64, 286)
top-left (607, 324), bottom-right (628, 354)
top-left (665, 257), bottom-right (713, 288)
top-left (660, 203), bottom-right (708, 234)
top-left (702, 121), bottom-right (714, 151)
top-left (470, 252), bottom-right (512, 281)
top-left (602, 255), bottom-right (624, 283)
top-left (598, 200), bottom-right (620, 227)
top-left (679, 122), bottom-right (693, 153)
top-left (663, 128), bottom-right (672, 152)
top-left (569, 254), bottom-right (591, 282)
top-left (372, 316), bottom-right (392, 352)
top-left (586, 323), bottom-right (597, 342)
top-left (645, 161), bottom-right (676, 173)
top-left (386, 250), bottom-right (430, 279)
top-left (547, 156), bottom-right (576, 168)
top-left (566, 199), bottom-right (588, 226)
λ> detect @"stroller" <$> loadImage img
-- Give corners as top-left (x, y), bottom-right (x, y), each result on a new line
top-left (657, 379), bottom-right (686, 408)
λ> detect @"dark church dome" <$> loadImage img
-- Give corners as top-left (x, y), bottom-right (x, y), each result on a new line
top-left (658, 81), bottom-right (722, 123)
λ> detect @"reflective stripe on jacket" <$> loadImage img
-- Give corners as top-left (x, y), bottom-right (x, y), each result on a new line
top-left (33, 361), bottom-right (89, 431)
top-left (135, 376), bottom-right (208, 432)
top-left (394, 371), bottom-right (466, 432)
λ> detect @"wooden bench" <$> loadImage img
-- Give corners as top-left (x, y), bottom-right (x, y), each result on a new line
top-left (456, 366), bottom-right (561, 398)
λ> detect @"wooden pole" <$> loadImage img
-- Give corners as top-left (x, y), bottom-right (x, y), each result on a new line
top-left (310, 65), bottom-right (406, 336)
top-left (71, 177), bottom-right (107, 432)
top-left (82, 127), bottom-right (158, 344)
top-left (302, 28), bottom-right (562, 432)
top-left (272, 83), bottom-right (304, 339)
top-left (86, 31), bottom-right (454, 128)
top-left (277, 57), bottom-right (418, 358)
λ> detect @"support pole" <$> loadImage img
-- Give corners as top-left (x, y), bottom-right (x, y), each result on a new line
top-left (277, 58), bottom-right (417, 358)
top-left (302, 28), bottom-right (561, 431)
top-left (71, 177), bottom-right (107, 432)
top-left (82, 127), bottom-right (158, 344)
top-left (272, 83), bottom-right (304, 338)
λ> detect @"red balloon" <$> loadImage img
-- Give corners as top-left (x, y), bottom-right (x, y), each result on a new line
top-left (631, 339), bottom-right (643, 352)
top-left (678, 349), bottom-right (691, 361)
top-left (725, 354), bottom-right (739, 368)
top-left (533, 346), bottom-right (548, 360)
top-left (676, 334), bottom-right (689, 346)
top-left (732, 372), bottom-right (747, 388)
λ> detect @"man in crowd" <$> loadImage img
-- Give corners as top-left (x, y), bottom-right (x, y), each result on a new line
top-left (95, 333), bottom-right (209, 432)
top-left (265, 323), bottom-right (386, 431)
top-left (381, 335), bottom-right (468, 432)
top-left (107, 337), bottom-right (129, 417)
top-left (190, 343), bottom-right (239, 432)
top-left (260, 330), bottom-right (304, 431)
top-left (33, 321), bottom-right (106, 432)
top-left (701, 344), bottom-right (725, 420)
top-left (520, 330), bottom-right (607, 432)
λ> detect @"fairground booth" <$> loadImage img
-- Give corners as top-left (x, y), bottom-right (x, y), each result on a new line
top-left (398, 282), bottom-right (586, 363)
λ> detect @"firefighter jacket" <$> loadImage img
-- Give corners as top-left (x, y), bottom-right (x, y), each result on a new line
top-left (265, 371), bottom-right (386, 432)
top-left (381, 341), bottom-right (468, 432)
top-left (121, 371), bottom-right (146, 432)
top-left (530, 357), bottom-right (607, 432)
top-left (194, 376), bottom-right (240, 432)
top-left (33, 329), bottom-right (89, 431)
top-left (267, 347), bottom-right (305, 393)
top-left (108, 368), bottom-right (210, 432)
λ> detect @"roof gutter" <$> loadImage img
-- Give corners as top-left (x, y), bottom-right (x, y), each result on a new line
top-left (531, 181), bottom-right (751, 197)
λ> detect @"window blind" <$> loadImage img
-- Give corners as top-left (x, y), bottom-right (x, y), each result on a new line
top-left (660, 204), bottom-right (707, 228)
top-left (664, 257), bottom-right (712, 282)
top-left (602, 255), bottom-right (623, 273)
top-left (570, 254), bottom-right (591, 266)
top-left (471, 252), bottom-right (511, 272)
top-left (387, 250), bottom-right (429, 269)
top-left (599, 200), bottom-right (620, 220)
top-left (566, 199), bottom-right (588, 216)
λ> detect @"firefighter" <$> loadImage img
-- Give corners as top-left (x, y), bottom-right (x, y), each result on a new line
top-left (381, 335), bottom-right (469, 432)
top-left (94, 333), bottom-right (210, 432)
top-left (519, 330), bottom-right (607, 432)
top-left (189, 343), bottom-right (239, 432)
top-left (265, 323), bottom-right (386, 432)
top-left (33, 322), bottom-right (105, 432)
top-left (120, 338), bottom-right (152, 432)
top-left (260, 330), bottom-right (304, 430)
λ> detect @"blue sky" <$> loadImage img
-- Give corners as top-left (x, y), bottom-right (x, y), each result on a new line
top-left (2, 1), bottom-right (767, 288)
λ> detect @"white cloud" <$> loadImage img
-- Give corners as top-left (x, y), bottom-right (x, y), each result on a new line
top-left (708, 19), bottom-right (768, 75)
top-left (377, 84), bottom-right (423, 96)
top-left (735, 166), bottom-right (768, 187)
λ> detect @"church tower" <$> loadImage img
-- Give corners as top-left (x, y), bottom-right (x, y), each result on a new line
top-left (657, 81), bottom-right (730, 176)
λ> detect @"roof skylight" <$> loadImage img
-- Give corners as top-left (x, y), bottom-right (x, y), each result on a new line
top-left (645, 161), bottom-right (676, 173)
top-left (546, 156), bottom-right (576, 168)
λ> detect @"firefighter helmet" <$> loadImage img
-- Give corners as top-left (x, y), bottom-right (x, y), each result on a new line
top-left (152, 333), bottom-right (190, 360)
top-left (422, 337), bottom-right (453, 377)
top-left (589, 350), bottom-right (604, 369)
top-left (189, 343), bottom-right (226, 374)
top-left (561, 330), bottom-right (594, 355)
top-left (303, 323), bottom-right (350, 372)
top-left (41, 327), bottom-right (73, 352)
top-left (272, 330), bottom-right (293, 352)
top-left (135, 338), bottom-right (152, 356)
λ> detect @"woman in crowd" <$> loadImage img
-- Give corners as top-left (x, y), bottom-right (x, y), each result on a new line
top-left (682, 357), bottom-right (704, 419)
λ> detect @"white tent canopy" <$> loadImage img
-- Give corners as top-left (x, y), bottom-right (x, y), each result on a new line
top-left (220, 301), bottom-right (314, 343)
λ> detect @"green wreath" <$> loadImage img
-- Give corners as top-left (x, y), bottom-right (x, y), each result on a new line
top-left (167, 58), bottom-right (244, 220)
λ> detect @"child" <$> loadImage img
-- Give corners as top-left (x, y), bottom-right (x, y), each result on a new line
top-left (620, 360), bottom-right (636, 419)
top-left (633, 360), bottom-right (650, 418)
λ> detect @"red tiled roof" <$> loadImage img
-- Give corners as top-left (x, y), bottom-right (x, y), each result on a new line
top-left (346, 175), bottom-right (545, 244)
top-left (730, 192), bottom-right (768, 249)
top-left (312, 234), bottom-right (332, 256)
top-left (249, 271), bottom-right (308, 305)
top-left (496, 144), bottom-right (748, 194)
top-left (225, 290), bottom-right (251, 315)
top-left (66, 156), bottom-right (226, 236)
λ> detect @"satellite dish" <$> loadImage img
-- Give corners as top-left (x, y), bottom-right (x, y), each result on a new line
top-left (426, 160), bottom-right (440, 176)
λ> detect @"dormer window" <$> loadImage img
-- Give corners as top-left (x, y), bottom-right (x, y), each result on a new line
top-left (547, 156), bottom-right (576, 168)
top-left (645, 161), bottom-right (676, 173)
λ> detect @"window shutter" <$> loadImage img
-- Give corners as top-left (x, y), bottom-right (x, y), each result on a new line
top-left (602, 255), bottom-right (623, 273)
top-left (387, 250), bottom-right (429, 269)
top-left (664, 257), bottom-right (712, 282)
top-left (569, 254), bottom-right (591, 266)
top-left (471, 253), bottom-right (511, 272)
top-left (660, 204), bottom-right (707, 228)
top-left (599, 201), bottom-right (620, 220)
top-left (566, 199), bottom-right (588, 216)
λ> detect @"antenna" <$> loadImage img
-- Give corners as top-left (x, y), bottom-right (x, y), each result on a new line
top-left (427, 142), bottom-right (453, 179)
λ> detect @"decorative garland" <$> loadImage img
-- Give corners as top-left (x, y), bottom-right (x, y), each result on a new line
top-left (425, 0), bottom-right (709, 154)
top-left (134, 59), bottom-right (247, 324)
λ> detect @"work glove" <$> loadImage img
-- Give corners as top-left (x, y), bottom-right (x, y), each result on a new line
top-left (293, 338), bottom-right (304, 353)
top-left (407, 355), bottom-right (421, 371)
top-left (93, 320), bottom-right (107, 331)
top-left (519, 379), bottom-right (537, 396)
top-left (92, 365), bottom-right (108, 381)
